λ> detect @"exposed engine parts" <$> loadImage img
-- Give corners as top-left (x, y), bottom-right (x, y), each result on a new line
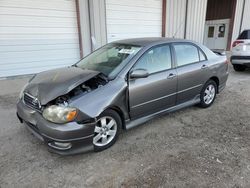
top-left (51, 74), bottom-right (108, 106)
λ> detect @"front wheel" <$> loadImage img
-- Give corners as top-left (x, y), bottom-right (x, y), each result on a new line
top-left (199, 80), bottom-right (217, 108)
top-left (93, 109), bottom-right (121, 151)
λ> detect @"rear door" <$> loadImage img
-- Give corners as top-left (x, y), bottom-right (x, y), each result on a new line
top-left (173, 43), bottom-right (210, 104)
top-left (128, 44), bottom-right (177, 119)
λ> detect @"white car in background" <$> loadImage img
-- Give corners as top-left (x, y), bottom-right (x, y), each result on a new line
top-left (231, 30), bottom-right (250, 71)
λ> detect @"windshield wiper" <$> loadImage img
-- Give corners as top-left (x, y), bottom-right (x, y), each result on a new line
top-left (98, 72), bottom-right (109, 82)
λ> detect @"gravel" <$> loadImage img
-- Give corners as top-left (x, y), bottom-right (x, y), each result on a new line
top-left (0, 65), bottom-right (250, 188)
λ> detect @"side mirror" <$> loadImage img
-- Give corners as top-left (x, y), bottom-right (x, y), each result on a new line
top-left (130, 69), bottom-right (149, 79)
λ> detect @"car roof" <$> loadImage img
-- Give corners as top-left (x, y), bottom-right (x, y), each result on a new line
top-left (111, 37), bottom-right (191, 46)
top-left (111, 37), bottom-right (218, 63)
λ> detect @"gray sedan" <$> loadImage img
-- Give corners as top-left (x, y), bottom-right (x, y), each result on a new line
top-left (16, 38), bottom-right (229, 155)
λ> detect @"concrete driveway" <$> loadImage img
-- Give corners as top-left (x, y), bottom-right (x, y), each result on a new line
top-left (0, 66), bottom-right (250, 188)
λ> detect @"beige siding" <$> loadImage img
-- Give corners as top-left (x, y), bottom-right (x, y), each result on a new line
top-left (232, 0), bottom-right (244, 42)
top-left (232, 0), bottom-right (250, 45)
top-left (106, 0), bottom-right (162, 42)
top-left (186, 0), bottom-right (208, 43)
top-left (165, 0), bottom-right (186, 38)
top-left (78, 0), bottom-right (92, 56)
top-left (0, 0), bottom-right (80, 77)
top-left (89, 0), bottom-right (107, 49)
top-left (241, 0), bottom-right (250, 32)
top-left (165, 0), bottom-right (207, 43)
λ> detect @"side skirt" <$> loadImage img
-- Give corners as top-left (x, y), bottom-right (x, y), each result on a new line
top-left (125, 95), bottom-right (200, 130)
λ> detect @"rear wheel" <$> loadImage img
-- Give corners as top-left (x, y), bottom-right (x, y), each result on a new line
top-left (233, 64), bottom-right (246, 72)
top-left (93, 109), bottom-right (121, 151)
top-left (199, 80), bottom-right (217, 108)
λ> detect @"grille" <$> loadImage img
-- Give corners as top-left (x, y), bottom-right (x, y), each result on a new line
top-left (23, 93), bottom-right (41, 110)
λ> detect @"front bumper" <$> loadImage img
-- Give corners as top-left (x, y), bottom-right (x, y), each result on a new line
top-left (230, 56), bottom-right (250, 67)
top-left (16, 100), bottom-right (96, 155)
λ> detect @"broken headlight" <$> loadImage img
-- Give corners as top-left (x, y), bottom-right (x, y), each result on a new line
top-left (42, 105), bottom-right (77, 124)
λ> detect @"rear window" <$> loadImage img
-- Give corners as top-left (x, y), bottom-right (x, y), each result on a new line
top-left (238, 30), bottom-right (250, 39)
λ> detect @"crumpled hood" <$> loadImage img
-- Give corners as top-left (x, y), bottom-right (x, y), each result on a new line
top-left (24, 67), bottom-right (100, 105)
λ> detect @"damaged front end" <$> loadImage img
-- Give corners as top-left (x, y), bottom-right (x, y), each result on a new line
top-left (17, 67), bottom-right (111, 154)
top-left (21, 67), bottom-right (109, 125)
top-left (47, 73), bottom-right (108, 106)
top-left (41, 73), bottom-right (109, 124)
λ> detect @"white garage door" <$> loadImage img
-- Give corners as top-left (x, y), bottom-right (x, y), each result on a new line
top-left (0, 0), bottom-right (80, 77)
top-left (106, 0), bottom-right (162, 42)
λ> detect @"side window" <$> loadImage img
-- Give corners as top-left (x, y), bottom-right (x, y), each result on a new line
top-left (199, 50), bottom-right (206, 61)
top-left (133, 45), bottom-right (172, 74)
top-left (173, 44), bottom-right (200, 66)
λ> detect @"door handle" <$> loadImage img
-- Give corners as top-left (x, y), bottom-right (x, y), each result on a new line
top-left (167, 73), bottom-right (176, 79)
top-left (201, 64), bottom-right (208, 69)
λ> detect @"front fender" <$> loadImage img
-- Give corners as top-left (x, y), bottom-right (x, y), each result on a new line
top-left (70, 78), bottom-right (128, 119)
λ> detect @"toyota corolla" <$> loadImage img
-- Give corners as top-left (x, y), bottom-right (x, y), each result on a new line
top-left (17, 38), bottom-right (229, 155)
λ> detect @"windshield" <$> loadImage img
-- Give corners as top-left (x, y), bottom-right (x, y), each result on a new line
top-left (76, 43), bottom-right (142, 78)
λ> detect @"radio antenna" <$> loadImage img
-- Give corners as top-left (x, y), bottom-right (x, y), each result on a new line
top-left (172, 20), bottom-right (185, 38)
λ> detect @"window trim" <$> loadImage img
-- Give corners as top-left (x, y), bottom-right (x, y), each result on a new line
top-left (198, 48), bottom-right (207, 62)
top-left (129, 43), bottom-right (174, 76)
top-left (171, 42), bottom-right (207, 68)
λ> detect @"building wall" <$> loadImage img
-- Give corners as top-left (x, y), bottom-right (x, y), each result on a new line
top-left (231, 0), bottom-right (250, 45)
top-left (0, 0), bottom-right (80, 77)
top-left (206, 0), bottom-right (234, 20)
top-left (89, 0), bottom-right (107, 50)
top-left (78, 0), bottom-right (92, 56)
top-left (165, 0), bottom-right (207, 43)
top-left (76, 0), bottom-right (250, 55)
top-left (83, 0), bottom-right (208, 48)
top-left (241, 0), bottom-right (250, 32)
top-left (165, 0), bottom-right (186, 39)
top-left (105, 0), bottom-right (162, 42)
top-left (185, 0), bottom-right (208, 43)
top-left (78, 0), bottom-right (107, 55)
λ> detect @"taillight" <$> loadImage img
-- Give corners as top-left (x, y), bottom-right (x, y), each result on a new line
top-left (232, 40), bottom-right (244, 47)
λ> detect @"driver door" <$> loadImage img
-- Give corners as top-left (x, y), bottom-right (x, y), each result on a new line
top-left (128, 44), bottom-right (177, 119)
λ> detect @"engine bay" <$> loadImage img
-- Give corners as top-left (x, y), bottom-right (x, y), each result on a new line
top-left (49, 74), bottom-right (108, 106)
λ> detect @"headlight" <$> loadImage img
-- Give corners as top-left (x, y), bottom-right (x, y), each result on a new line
top-left (42, 105), bottom-right (77, 124)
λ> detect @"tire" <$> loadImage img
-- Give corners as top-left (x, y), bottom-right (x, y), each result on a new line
top-left (93, 109), bottom-right (122, 151)
top-left (199, 80), bottom-right (217, 108)
top-left (233, 64), bottom-right (246, 72)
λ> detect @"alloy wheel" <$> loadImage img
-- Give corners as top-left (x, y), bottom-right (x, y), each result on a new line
top-left (204, 84), bottom-right (216, 105)
top-left (93, 116), bottom-right (117, 147)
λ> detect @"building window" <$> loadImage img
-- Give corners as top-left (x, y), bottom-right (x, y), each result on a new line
top-left (218, 25), bottom-right (225, 38)
top-left (208, 26), bottom-right (215, 38)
